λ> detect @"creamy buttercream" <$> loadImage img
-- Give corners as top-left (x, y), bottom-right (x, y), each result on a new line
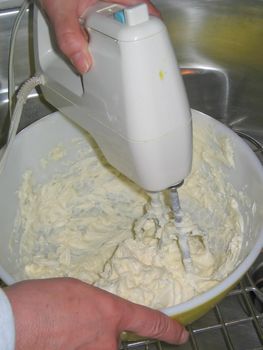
top-left (13, 119), bottom-right (250, 308)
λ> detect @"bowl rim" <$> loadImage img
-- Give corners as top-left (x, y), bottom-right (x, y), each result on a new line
top-left (1, 110), bottom-right (263, 317)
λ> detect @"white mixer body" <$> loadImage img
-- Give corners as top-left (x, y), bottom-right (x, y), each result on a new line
top-left (34, 2), bottom-right (192, 192)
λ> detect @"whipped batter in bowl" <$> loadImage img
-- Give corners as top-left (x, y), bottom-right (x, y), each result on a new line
top-left (10, 110), bottom-right (254, 310)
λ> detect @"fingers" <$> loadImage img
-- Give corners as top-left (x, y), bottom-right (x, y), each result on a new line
top-left (41, 0), bottom-right (160, 74)
top-left (56, 25), bottom-right (92, 74)
top-left (41, 0), bottom-right (92, 74)
top-left (120, 302), bottom-right (189, 345)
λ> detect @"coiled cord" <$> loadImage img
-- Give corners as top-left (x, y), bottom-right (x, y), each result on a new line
top-left (8, 0), bottom-right (32, 116)
top-left (0, 75), bottom-right (45, 174)
top-left (1, 0), bottom-right (46, 173)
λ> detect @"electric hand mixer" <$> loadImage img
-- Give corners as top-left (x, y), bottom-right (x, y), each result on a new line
top-left (33, 2), bottom-right (193, 269)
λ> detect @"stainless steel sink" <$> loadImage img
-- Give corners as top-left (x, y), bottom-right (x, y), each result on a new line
top-left (153, 0), bottom-right (263, 139)
top-left (0, 1), bottom-right (262, 349)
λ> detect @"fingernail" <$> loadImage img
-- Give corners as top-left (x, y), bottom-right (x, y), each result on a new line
top-left (71, 51), bottom-right (90, 74)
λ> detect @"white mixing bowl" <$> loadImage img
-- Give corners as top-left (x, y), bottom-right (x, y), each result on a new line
top-left (0, 110), bottom-right (262, 324)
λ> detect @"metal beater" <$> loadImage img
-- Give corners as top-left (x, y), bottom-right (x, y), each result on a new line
top-left (134, 183), bottom-right (194, 272)
top-left (169, 184), bottom-right (193, 272)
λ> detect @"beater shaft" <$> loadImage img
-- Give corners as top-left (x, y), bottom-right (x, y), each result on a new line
top-left (170, 186), bottom-right (192, 272)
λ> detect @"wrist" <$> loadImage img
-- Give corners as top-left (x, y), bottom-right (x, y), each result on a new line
top-left (4, 284), bottom-right (47, 350)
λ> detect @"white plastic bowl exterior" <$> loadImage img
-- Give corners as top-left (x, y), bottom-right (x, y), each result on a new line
top-left (0, 110), bottom-right (262, 323)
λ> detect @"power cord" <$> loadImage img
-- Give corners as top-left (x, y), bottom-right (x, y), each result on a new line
top-left (8, 0), bottom-right (32, 116)
top-left (1, 0), bottom-right (46, 174)
top-left (0, 75), bottom-right (45, 174)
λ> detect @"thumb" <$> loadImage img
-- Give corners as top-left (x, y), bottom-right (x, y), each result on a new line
top-left (120, 302), bottom-right (189, 345)
top-left (41, 0), bottom-right (92, 74)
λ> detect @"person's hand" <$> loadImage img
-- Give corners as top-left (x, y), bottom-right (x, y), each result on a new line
top-left (40, 0), bottom-right (161, 74)
top-left (5, 277), bottom-right (188, 350)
